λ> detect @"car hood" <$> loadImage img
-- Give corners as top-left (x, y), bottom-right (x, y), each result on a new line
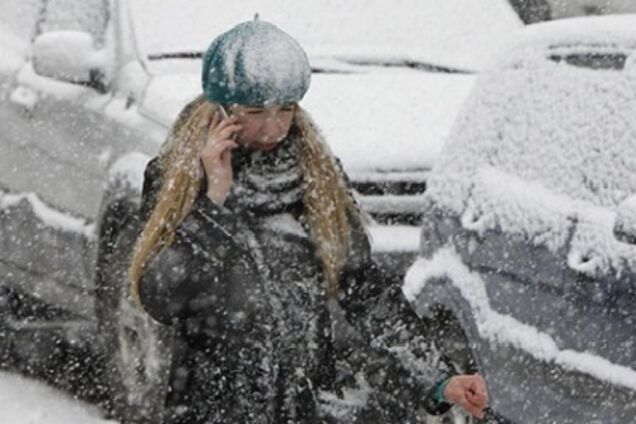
top-left (139, 68), bottom-right (476, 173)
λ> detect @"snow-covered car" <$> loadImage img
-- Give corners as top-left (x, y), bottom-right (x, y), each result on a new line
top-left (0, 0), bottom-right (521, 421)
top-left (404, 15), bottom-right (636, 424)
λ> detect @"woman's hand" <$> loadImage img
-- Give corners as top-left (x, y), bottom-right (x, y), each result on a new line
top-left (200, 111), bottom-right (242, 205)
top-left (444, 374), bottom-right (489, 418)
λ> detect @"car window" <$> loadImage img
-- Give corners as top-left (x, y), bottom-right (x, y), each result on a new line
top-left (39, 0), bottom-right (109, 45)
top-left (548, 52), bottom-right (628, 71)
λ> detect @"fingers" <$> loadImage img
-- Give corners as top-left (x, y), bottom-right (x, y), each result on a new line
top-left (456, 390), bottom-right (485, 419)
top-left (217, 124), bottom-right (243, 140)
top-left (205, 114), bottom-right (241, 148)
top-left (457, 395), bottom-right (486, 419)
top-left (445, 374), bottom-right (488, 419)
top-left (467, 388), bottom-right (488, 407)
top-left (208, 113), bottom-right (239, 134)
top-left (466, 389), bottom-right (487, 408)
top-left (468, 374), bottom-right (489, 405)
top-left (203, 138), bottom-right (238, 161)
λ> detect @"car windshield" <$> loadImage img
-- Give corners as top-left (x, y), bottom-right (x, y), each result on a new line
top-left (128, 0), bottom-right (521, 73)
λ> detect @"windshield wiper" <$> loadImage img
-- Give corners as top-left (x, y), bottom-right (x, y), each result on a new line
top-left (339, 58), bottom-right (472, 74)
top-left (147, 52), bottom-right (472, 74)
top-left (148, 52), bottom-right (202, 60)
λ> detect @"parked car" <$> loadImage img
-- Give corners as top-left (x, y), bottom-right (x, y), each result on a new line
top-left (0, 0), bottom-right (521, 421)
top-left (404, 15), bottom-right (636, 424)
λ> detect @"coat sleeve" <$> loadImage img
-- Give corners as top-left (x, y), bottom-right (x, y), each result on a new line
top-left (338, 230), bottom-right (456, 415)
top-left (135, 158), bottom-right (240, 326)
top-left (335, 169), bottom-right (456, 415)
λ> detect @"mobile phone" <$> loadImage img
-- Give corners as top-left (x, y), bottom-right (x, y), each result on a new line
top-left (218, 104), bottom-right (231, 120)
top-left (217, 105), bottom-right (238, 142)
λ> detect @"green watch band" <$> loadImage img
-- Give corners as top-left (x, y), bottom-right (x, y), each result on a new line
top-left (434, 377), bottom-right (452, 404)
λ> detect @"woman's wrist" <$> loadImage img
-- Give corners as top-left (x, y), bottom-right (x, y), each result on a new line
top-left (434, 377), bottom-right (452, 405)
top-left (206, 188), bottom-right (227, 206)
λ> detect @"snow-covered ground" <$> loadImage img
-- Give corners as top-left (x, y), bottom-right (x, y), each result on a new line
top-left (0, 371), bottom-right (115, 424)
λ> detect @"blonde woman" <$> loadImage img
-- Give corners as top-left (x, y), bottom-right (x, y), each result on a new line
top-left (130, 20), bottom-right (488, 424)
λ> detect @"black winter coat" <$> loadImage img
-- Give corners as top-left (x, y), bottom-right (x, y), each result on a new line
top-left (137, 158), bottom-right (455, 423)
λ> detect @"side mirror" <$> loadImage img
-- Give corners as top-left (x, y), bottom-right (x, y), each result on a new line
top-left (614, 195), bottom-right (636, 245)
top-left (32, 30), bottom-right (107, 91)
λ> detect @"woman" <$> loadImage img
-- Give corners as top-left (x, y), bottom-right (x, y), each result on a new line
top-left (130, 19), bottom-right (488, 423)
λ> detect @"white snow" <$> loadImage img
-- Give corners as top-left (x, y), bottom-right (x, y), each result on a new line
top-left (140, 73), bottom-right (201, 125)
top-left (31, 30), bottom-right (104, 83)
top-left (0, 190), bottom-right (95, 239)
top-left (0, 0), bottom-right (41, 74)
top-left (403, 247), bottom-right (636, 392)
top-left (368, 225), bottom-right (420, 252)
top-left (262, 213), bottom-right (309, 238)
top-left (0, 371), bottom-right (115, 424)
top-left (16, 61), bottom-right (91, 101)
top-left (429, 50), bottom-right (636, 210)
top-left (302, 70), bottom-right (475, 172)
top-left (104, 96), bottom-right (166, 145)
top-left (107, 152), bottom-right (152, 193)
top-left (0, 26), bottom-right (29, 74)
top-left (461, 167), bottom-right (578, 252)
top-left (130, 0), bottom-right (521, 72)
top-left (0, 0), bottom-right (39, 41)
top-left (614, 195), bottom-right (636, 240)
top-left (9, 85), bottom-right (38, 111)
top-left (430, 166), bottom-right (636, 278)
top-left (567, 205), bottom-right (636, 278)
top-left (509, 14), bottom-right (636, 53)
top-left (318, 374), bottom-right (371, 420)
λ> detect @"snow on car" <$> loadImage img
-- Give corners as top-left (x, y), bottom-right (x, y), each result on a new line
top-left (405, 14), bottom-right (636, 424)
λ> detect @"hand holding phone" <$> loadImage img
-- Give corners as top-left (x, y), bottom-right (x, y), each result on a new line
top-left (199, 107), bottom-right (242, 205)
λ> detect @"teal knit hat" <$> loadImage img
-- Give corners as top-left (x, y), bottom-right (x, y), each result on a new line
top-left (201, 20), bottom-right (311, 106)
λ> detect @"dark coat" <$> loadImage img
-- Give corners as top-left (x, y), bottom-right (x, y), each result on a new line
top-left (137, 158), bottom-right (455, 423)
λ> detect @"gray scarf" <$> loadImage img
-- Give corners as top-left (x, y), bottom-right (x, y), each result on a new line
top-left (224, 135), bottom-right (304, 215)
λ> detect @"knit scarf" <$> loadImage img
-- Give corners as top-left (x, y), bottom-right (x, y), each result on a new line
top-left (224, 134), bottom-right (304, 215)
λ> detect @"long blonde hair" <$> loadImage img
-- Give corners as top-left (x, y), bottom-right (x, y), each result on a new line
top-left (129, 95), bottom-right (363, 306)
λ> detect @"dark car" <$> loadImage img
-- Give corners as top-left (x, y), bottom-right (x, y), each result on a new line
top-left (404, 15), bottom-right (636, 424)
